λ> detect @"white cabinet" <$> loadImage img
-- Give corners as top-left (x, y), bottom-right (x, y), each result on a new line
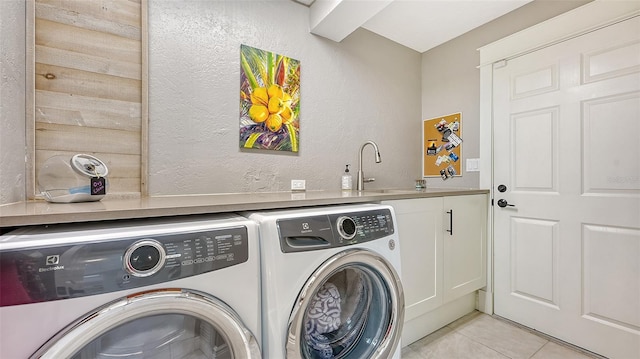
top-left (383, 193), bottom-right (488, 345)
top-left (387, 197), bottom-right (444, 322)
top-left (442, 194), bottom-right (487, 302)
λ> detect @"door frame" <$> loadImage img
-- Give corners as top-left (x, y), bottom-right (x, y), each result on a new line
top-left (477, 0), bottom-right (640, 314)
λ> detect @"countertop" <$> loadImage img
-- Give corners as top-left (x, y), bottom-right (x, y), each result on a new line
top-left (0, 188), bottom-right (489, 228)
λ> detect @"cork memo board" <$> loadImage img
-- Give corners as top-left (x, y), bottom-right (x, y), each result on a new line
top-left (422, 113), bottom-right (462, 179)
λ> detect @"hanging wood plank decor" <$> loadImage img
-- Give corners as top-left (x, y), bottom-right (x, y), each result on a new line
top-left (28, 0), bottom-right (147, 199)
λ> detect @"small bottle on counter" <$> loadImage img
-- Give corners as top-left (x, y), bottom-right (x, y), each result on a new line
top-left (341, 165), bottom-right (353, 190)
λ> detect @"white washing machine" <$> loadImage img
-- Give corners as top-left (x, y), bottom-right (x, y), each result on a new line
top-left (245, 204), bottom-right (404, 359)
top-left (0, 214), bottom-right (261, 359)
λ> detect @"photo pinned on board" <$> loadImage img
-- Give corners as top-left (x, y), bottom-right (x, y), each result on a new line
top-left (440, 165), bottom-right (457, 180)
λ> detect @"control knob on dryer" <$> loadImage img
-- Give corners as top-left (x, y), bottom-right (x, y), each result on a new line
top-left (337, 216), bottom-right (357, 240)
top-left (123, 239), bottom-right (166, 277)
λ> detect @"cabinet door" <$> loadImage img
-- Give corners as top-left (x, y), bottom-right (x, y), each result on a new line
top-left (442, 194), bottom-right (488, 303)
top-left (384, 198), bottom-right (443, 321)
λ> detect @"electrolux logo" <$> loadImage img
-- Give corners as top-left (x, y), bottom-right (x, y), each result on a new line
top-left (39, 255), bottom-right (64, 272)
top-left (46, 255), bottom-right (59, 265)
top-left (301, 222), bottom-right (312, 234)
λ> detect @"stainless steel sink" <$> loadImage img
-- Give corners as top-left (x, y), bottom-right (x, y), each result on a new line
top-left (364, 189), bottom-right (422, 194)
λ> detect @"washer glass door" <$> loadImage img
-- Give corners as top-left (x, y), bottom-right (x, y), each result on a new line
top-left (32, 289), bottom-right (261, 359)
top-left (288, 249), bottom-right (404, 359)
top-left (73, 313), bottom-right (225, 358)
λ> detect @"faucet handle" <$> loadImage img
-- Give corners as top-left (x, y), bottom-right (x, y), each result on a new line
top-left (364, 178), bottom-right (376, 183)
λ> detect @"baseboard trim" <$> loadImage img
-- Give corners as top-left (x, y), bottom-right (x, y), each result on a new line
top-left (401, 293), bottom-right (476, 347)
top-left (476, 289), bottom-right (492, 314)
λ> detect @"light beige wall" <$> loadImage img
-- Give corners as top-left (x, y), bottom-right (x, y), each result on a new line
top-left (1, 0), bottom-right (422, 204)
top-left (421, 0), bottom-right (592, 189)
top-left (1, 1), bottom-right (594, 204)
top-left (148, 0), bottom-right (422, 195)
top-left (0, 0), bottom-right (27, 205)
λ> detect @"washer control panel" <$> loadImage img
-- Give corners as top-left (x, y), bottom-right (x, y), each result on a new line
top-left (0, 226), bottom-right (248, 306)
top-left (277, 208), bottom-right (394, 253)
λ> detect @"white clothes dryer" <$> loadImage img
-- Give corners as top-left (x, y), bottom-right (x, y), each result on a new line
top-left (245, 204), bottom-right (404, 359)
top-left (0, 214), bottom-right (261, 359)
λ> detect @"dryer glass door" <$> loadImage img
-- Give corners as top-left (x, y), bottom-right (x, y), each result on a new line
top-left (31, 289), bottom-right (261, 359)
top-left (288, 248), bottom-right (404, 359)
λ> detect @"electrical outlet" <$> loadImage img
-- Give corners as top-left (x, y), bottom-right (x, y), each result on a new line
top-left (291, 179), bottom-right (306, 191)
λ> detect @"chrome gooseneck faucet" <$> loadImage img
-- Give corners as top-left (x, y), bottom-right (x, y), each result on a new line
top-left (357, 140), bottom-right (381, 191)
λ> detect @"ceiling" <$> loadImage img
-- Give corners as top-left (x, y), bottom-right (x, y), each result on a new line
top-left (295, 0), bottom-right (534, 53)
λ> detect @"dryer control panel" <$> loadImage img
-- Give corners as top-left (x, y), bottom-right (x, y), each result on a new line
top-left (0, 225), bottom-right (249, 306)
top-left (277, 208), bottom-right (394, 253)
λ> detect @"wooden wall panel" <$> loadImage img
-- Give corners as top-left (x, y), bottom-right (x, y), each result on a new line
top-left (35, 63), bottom-right (141, 102)
top-left (30, 0), bottom-right (146, 198)
top-left (36, 45), bottom-right (141, 79)
top-left (36, 0), bottom-right (142, 37)
top-left (35, 150), bottom-right (141, 194)
top-left (35, 90), bottom-right (141, 131)
top-left (36, 123), bottom-right (141, 154)
top-left (35, 19), bottom-right (141, 63)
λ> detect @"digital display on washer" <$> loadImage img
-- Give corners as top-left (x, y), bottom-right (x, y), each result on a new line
top-left (0, 226), bottom-right (248, 306)
top-left (277, 208), bottom-right (394, 253)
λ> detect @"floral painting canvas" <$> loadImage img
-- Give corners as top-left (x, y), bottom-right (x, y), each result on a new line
top-left (239, 45), bottom-right (300, 152)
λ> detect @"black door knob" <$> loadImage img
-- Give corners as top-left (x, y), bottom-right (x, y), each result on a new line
top-left (497, 199), bottom-right (514, 208)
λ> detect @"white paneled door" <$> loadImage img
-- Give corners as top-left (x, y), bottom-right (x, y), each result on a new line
top-left (493, 16), bottom-right (640, 359)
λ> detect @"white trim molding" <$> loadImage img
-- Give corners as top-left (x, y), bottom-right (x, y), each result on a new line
top-left (479, 0), bottom-right (640, 67)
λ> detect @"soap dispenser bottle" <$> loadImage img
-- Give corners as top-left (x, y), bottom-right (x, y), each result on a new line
top-left (341, 165), bottom-right (353, 190)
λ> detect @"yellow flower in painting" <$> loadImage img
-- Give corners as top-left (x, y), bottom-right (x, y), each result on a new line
top-left (248, 84), bottom-right (294, 132)
top-left (266, 114), bottom-right (283, 132)
top-left (268, 84), bottom-right (284, 99)
top-left (251, 87), bottom-right (268, 106)
top-left (280, 106), bottom-right (293, 124)
top-left (268, 96), bottom-right (284, 114)
top-left (280, 92), bottom-right (293, 124)
top-left (249, 105), bottom-right (269, 123)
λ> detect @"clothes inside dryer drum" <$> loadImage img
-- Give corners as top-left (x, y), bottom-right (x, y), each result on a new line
top-left (301, 266), bottom-right (388, 359)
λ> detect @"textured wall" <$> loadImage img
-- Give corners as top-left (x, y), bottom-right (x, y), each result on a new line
top-left (2, 0), bottom-right (587, 202)
top-left (420, 0), bottom-right (591, 189)
top-left (148, 0), bottom-right (422, 195)
top-left (0, 0), bottom-right (26, 205)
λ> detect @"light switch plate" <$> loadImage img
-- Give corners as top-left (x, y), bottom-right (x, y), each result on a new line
top-left (466, 158), bottom-right (480, 172)
top-left (291, 179), bottom-right (306, 191)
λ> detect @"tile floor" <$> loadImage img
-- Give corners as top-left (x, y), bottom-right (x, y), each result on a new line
top-left (401, 311), bottom-right (604, 359)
